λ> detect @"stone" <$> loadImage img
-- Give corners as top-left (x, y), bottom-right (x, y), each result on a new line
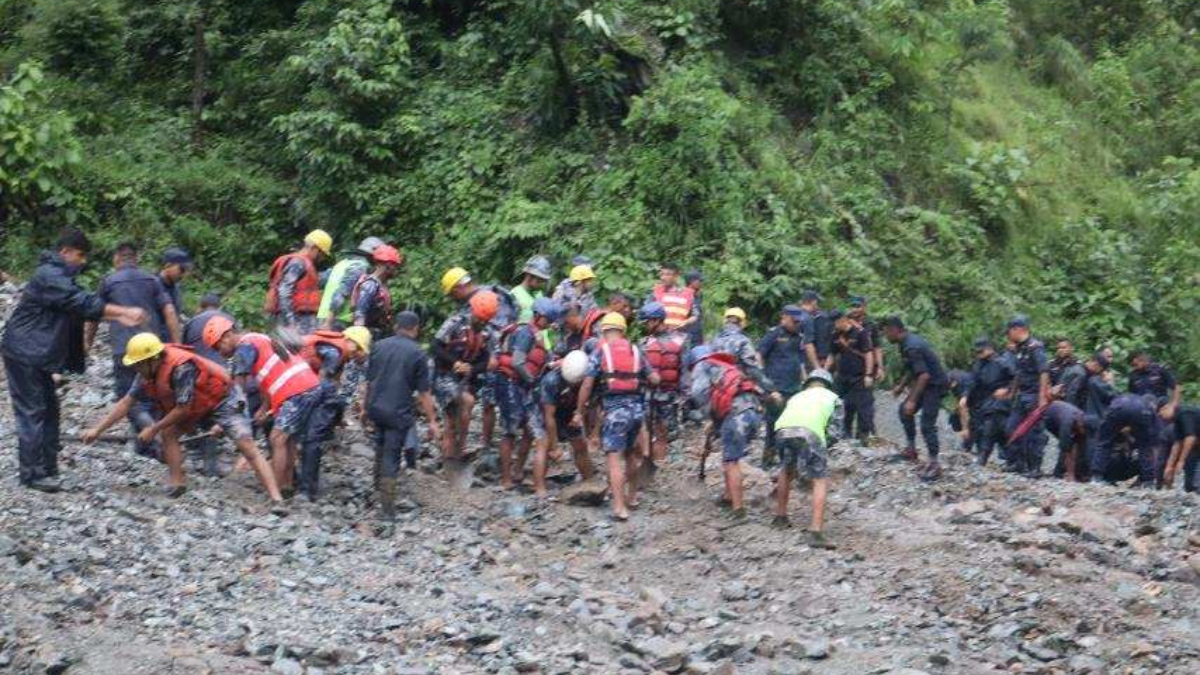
top-left (797, 637), bottom-right (829, 660)
top-left (560, 479), bottom-right (608, 506)
top-left (720, 581), bottom-right (748, 602)
top-left (635, 636), bottom-right (689, 672)
top-left (271, 657), bottom-right (304, 675)
top-left (1067, 655), bottom-right (1106, 673)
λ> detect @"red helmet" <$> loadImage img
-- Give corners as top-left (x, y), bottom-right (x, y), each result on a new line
top-left (372, 244), bottom-right (403, 266)
top-left (202, 315), bottom-right (235, 348)
top-left (469, 290), bottom-right (499, 322)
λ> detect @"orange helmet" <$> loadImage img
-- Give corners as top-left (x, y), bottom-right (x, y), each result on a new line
top-left (202, 315), bottom-right (235, 348)
top-left (372, 244), bottom-right (403, 266)
top-left (469, 290), bottom-right (499, 322)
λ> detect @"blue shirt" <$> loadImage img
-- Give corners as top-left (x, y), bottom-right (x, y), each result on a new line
top-left (1011, 337), bottom-right (1048, 396)
top-left (99, 263), bottom-right (173, 356)
top-left (758, 325), bottom-right (805, 393)
top-left (182, 309), bottom-right (234, 364)
top-left (898, 333), bottom-right (947, 388)
top-left (1128, 363), bottom-right (1176, 407)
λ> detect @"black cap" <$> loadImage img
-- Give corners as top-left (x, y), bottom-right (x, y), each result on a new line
top-left (395, 311), bottom-right (421, 331)
top-left (684, 269), bottom-right (704, 284)
top-left (801, 290), bottom-right (821, 302)
top-left (199, 292), bottom-right (222, 308)
top-left (881, 316), bottom-right (905, 330)
top-left (828, 309), bottom-right (845, 321)
top-left (972, 336), bottom-right (993, 350)
top-left (848, 295), bottom-right (866, 307)
top-left (161, 247), bottom-right (193, 268)
top-left (1091, 351), bottom-right (1111, 369)
top-left (1006, 314), bottom-right (1030, 329)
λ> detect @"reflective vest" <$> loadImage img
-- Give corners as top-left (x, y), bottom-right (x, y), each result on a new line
top-left (349, 274), bottom-right (393, 328)
top-left (774, 386), bottom-right (839, 443)
top-left (600, 339), bottom-right (641, 394)
top-left (299, 330), bottom-right (351, 374)
top-left (496, 324), bottom-right (547, 382)
top-left (704, 352), bottom-right (757, 421)
top-left (644, 332), bottom-right (686, 391)
top-left (511, 284), bottom-right (541, 323)
top-left (240, 333), bottom-right (320, 413)
top-left (264, 253), bottom-right (321, 315)
top-left (653, 285), bottom-right (695, 329)
top-left (141, 345), bottom-right (231, 422)
top-left (317, 257), bottom-right (368, 322)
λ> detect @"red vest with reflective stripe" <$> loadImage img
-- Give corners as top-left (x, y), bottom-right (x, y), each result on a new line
top-left (240, 333), bottom-right (320, 413)
top-left (705, 352), bottom-right (757, 420)
top-left (264, 253), bottom-right (321, 315)
top-left (300, 330), bottom-right (351, 374)
top-left (654, 285), bottom-right (694, 329)
top-left (350, 274), bottom-right (393, 326)
top-left (600, 338), bottom-right (641, 394)
top-left (496, 324), bottom-right (547, 382)
top-left (142, 345), bottom-right (231, 422)
top-left (644, 332), bottom-right (686, 391)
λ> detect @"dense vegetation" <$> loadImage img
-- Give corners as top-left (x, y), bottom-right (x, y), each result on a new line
top-left (1, 0), bottom-right (1196, 383)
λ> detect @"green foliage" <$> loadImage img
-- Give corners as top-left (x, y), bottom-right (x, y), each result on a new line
top-left (20, 0), bottom-right (126, 80)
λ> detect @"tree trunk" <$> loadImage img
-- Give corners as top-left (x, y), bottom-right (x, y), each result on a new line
top-left (191, 3), bottom-right (208, 148)
top-left (547, 30), bottom-right (579, 126)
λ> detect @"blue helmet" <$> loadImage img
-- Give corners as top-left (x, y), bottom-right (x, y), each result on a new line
top-left (687, 345), bottom-right (713, 367)
top-left (532, 297), bottom-right (562, 322)
top-left (638, 301), bottom-right (667, 322)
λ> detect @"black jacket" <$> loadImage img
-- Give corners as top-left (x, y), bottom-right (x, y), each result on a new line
top-left (1, 252), bottom-right (106, 372)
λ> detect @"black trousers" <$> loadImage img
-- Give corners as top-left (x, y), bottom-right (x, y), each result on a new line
top-left (299, 382), bottom-right (343, 496)
top-left (899, 386), bottom-right (942, 459)
top-left (837, 378), bottom-right (875, 440)
top-left (4, 356), bottom-right (61, 484)
top-left (372, 420), bottom-right (413, 481)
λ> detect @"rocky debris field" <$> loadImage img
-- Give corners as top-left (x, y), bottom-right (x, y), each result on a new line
top-left (0, 284), bottom-right (1197, 675)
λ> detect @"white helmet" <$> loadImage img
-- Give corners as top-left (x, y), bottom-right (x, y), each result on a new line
top-left (561, 350), bottom-right (589, 384)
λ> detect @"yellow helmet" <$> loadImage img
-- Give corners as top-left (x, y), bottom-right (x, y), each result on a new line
top-left (441, 267), bottom-right (471, 295)
top-left (122, 332), bottom-right (165, 366)
top-left (305, 229), bottom-right (333, 255)
top-left (598, 312), bottom-right (627, 332)
top-left (343, 326), bottom-right (372, 353)
top-left (724, 307), bottom-right (747, 323)
top-left (569, 265), bottom-right (596, 283)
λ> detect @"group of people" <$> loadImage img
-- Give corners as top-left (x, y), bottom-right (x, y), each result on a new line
top-left (2, 229), bottom-right (1194, 547)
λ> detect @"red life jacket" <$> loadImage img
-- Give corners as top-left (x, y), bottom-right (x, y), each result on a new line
top-left (704, 352), bottom-right (757, 420)
top-left (349, 274), bottom-right (393, 326)
top-left (240, 333), bottom-right (320, 413)
top-left (299, 330), bottom-right (351, 374)
top-left (600, 338), bottom-right (642, 394)
top-left (653, 285), bottom-right (695, 329)
top-left (496, 323), bottom-right (547, 382)
top-left (643, 332), bottom-right (686, 391)
top-left (141, 345), bottom-right (231, 423)
top-left (581, 309), bottom-right (604, 341)
top-left (263, 253), bottom-right (321, 315)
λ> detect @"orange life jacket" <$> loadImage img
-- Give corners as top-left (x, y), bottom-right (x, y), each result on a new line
top-left (299, 330), bottom-right (351, 374)
top-left (349, 274), bottom-right (393, 327)
top-left (496, 323), bottom-right (547, 382)
top-left (581, 309), bottom-right (604, 341)
top-left (141, 345), bottom-right (231, 423)
top-left (704, 352), bottom-right (757, 420)
top-left (264, 253), bottom-right (321, 315)
top-left (653, 285), bottom-right (695, 329)
top-left (240, 332), bottom-right (320, 413)
top-left (600, 338), bottom-right (642, 394)
top-left (644, 332), bottom-right (686, 391)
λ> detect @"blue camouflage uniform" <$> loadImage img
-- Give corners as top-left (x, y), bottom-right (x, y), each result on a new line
top-left (690, 359), bottom-right (762, 463)
top-left (585, 343), bottom-right (653, 452)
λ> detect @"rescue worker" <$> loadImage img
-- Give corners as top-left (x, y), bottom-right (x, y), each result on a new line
top-left (157, 247), bottom-right (193, 318)
top-left (945, 370), bottom-right (974, 452)
top-left (575, 313), bottom-right (659, 521)
top-left (711, 307), bottom-right (772, 390)
top-left (81, 333), bottom-right (282, 501)
top-left (265, 229), bottom-right (333, 334)
top-left (552, 264), bottom-right (598, 315)
top-left (1078, 352), bottom-right (1118, 468)
top-left (537, 350), bottom-right (595, 487)
top-left (494, 297), bottom-right (560, 492)
top-left (363, 312), bottom-right (440, 520)
top-left (1004, 315), bottom-right (1050, 478)
top-left (2, 229), bottom-right (147, 492)
top-left (1043, 400), bottom-right (1088, 482)
top-left (351, 244), bottom-right (403, 339)
top-left (431, 290), bottom-right (497, 467)
top-left (512, 255), bottom-right (552, 322)
top-left (1127, 351), bottom-right (1182, 463)
top-left (318, 236), bottom-right (384, 329)
top-left (639, 302), bottom-right (688, 465)
top-left (86, 242), bottom-right (180, 459)
top-left (883, 317), bottom-right (948, 480)
top-left (1163, 404), bottom-right (1197, 492)
top-left (205, 316), bottom-right (323, 497)
top-left (1049, 338), bottom-right (1086, 399)
top-left (683, 270), bottom-right (705, 346)
top-left (1091, 393), bottom-right (1161, 487)
top-left (690, 346), bottom-right (772, 518)
top-left (849, 296), bottom-right (884, 385)
top-left (830, 309), bottom-right (875, 442)
top-left (796, 291), bottom-right (829, 371)
top-left (296, 326), bottom-right (372, 500)
top-left (962, 338), bottom-right (1013, 467)
top-left (647, 263), bottom-right (699, 333)
top-left (182, 293), bottom-right (233, 364)
top-left (758, 305), bottom-right (808, 466)
top-left (771, 368), bottom-right (843, 549)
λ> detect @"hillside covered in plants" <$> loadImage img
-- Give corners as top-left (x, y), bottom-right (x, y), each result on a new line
top-left (1, 0), bottom-right (1196, 378)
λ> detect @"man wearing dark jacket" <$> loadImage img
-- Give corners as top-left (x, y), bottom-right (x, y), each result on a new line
top-left (2, 230), bottom-right (147, 492)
